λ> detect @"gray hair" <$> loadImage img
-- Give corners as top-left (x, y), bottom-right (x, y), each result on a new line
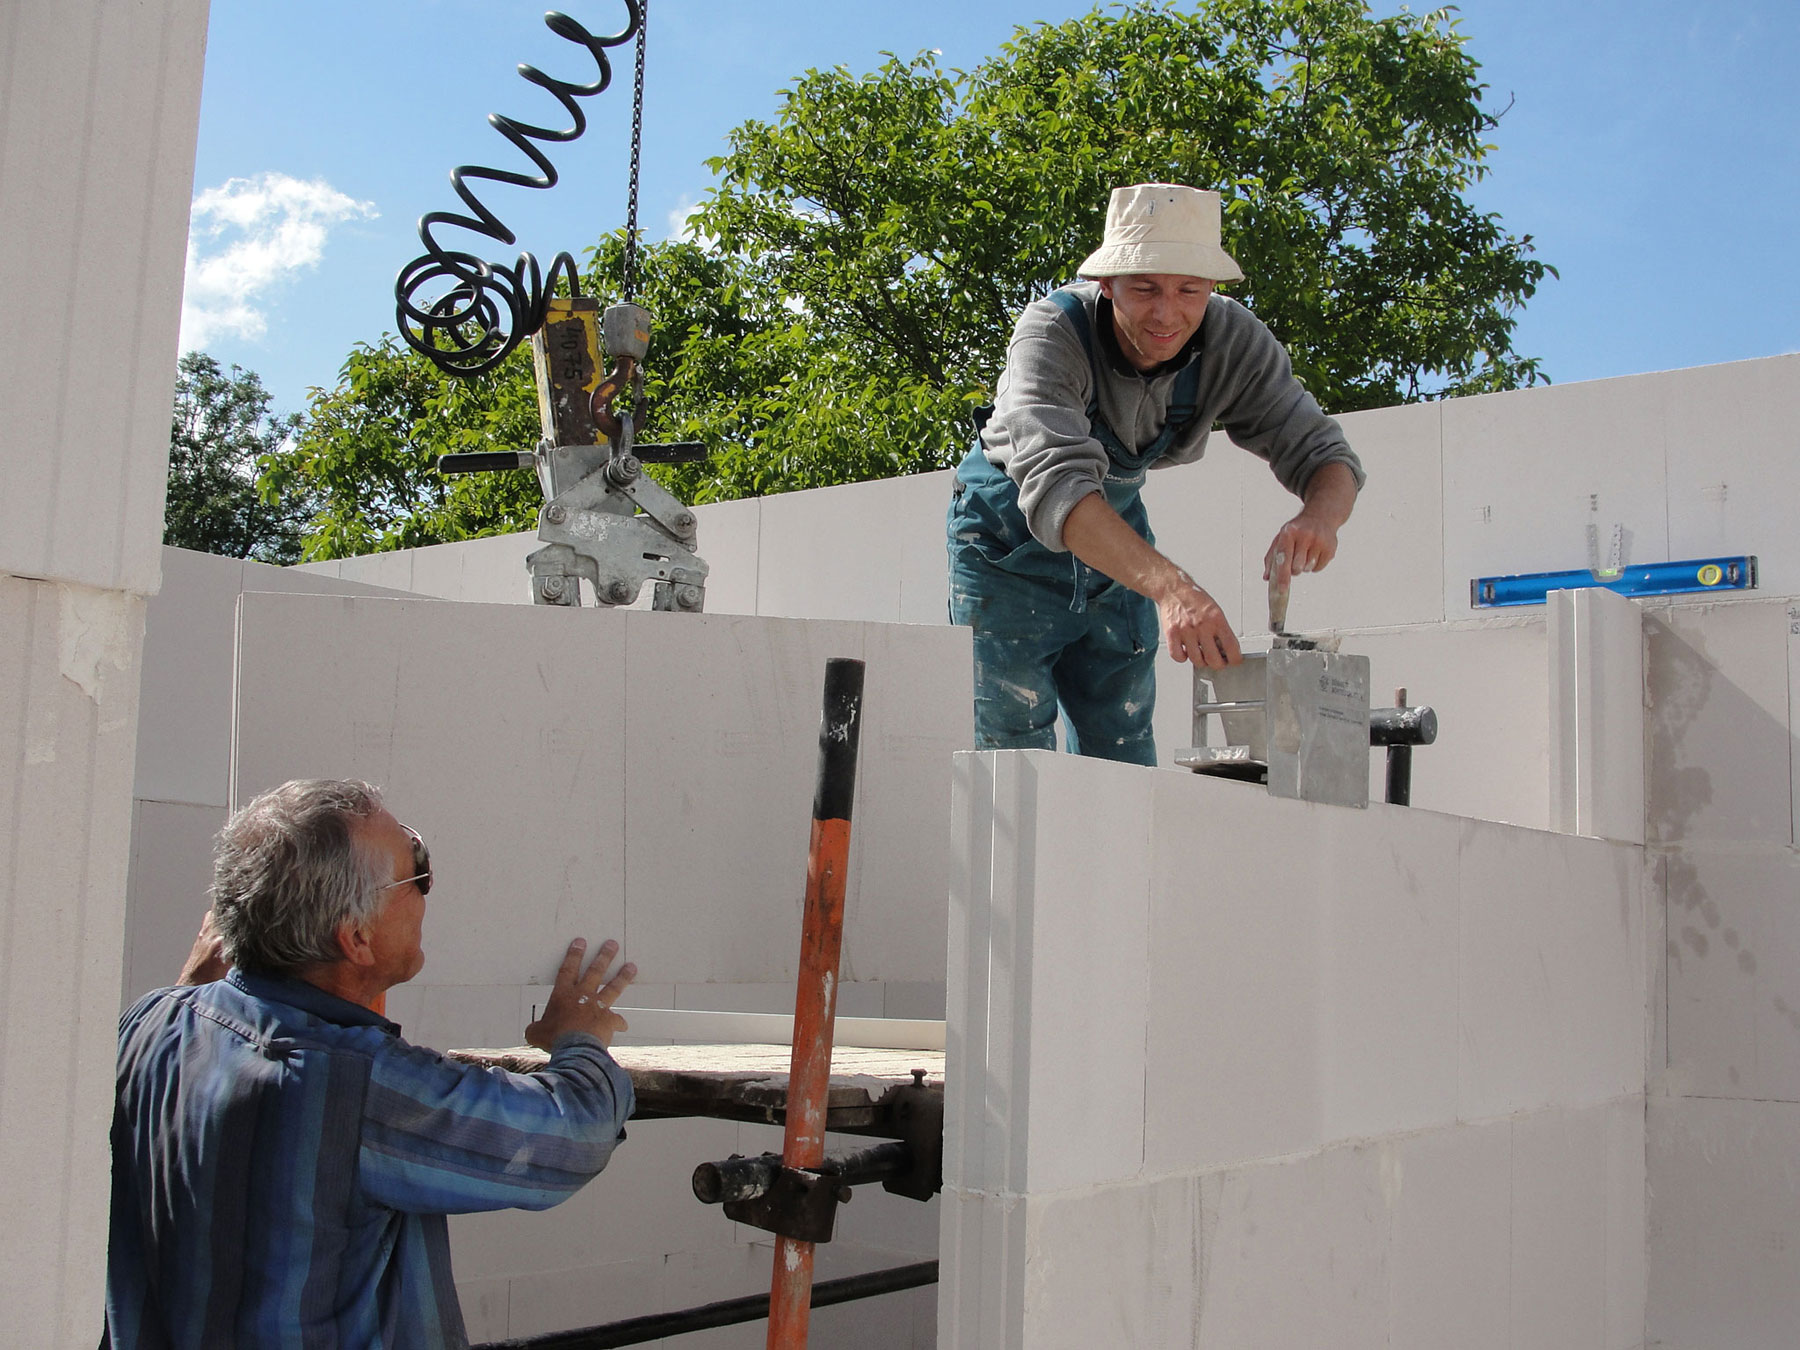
top-left (211, 779), bottom-right (390, 976)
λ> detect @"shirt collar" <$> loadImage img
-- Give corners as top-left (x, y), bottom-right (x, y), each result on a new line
top-left (1095, 293), bottom-right (1206, 379)
top-left (228, 966), bottom-right (400, 1035)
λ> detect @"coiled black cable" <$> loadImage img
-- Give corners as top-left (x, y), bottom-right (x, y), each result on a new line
top-left (395, 3), bottom-right (642, 377)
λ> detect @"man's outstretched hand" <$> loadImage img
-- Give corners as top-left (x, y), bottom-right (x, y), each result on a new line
top-left (526, 938), bottom-right (637, 1051)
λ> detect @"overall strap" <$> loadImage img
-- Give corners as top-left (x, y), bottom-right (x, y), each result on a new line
top-left (1044, 287), bottom-right (1207, 467)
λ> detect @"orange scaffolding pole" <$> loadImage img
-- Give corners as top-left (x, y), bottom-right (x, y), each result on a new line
top-left (766, 657), bottom-right (865, 1350)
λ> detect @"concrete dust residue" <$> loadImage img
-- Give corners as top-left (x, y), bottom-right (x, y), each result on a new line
top-left (57, 584), bottom-right (136, 705)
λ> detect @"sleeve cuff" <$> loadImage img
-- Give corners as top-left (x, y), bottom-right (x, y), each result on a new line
top-left (1034, 479), bottom-right (1104, 554)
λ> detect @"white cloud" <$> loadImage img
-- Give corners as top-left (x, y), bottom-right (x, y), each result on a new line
top-left (665, 194), bottom-right (713, 246)
top-left (180, 172), bottom-right (377, 351)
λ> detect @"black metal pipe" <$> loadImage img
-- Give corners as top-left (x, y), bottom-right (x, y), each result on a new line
top-left (694, 1141), bottom-right (912, 1205)
top-left (437, 450), bottom-right (535, 474)
top-left (1368, 705), bottom-right (1437, 746)
top-left (474, 1260), bottom-right (939, 1349)
top-left (692, 1152), bottom-right (778, 1204)
top-left (813, 657), bottom-right (866, 823)
top-left (1386, 744), bottom-right (1413, 806)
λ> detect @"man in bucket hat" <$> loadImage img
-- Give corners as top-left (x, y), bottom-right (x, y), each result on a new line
top-left (947, 183), bottom-right (1364, 764)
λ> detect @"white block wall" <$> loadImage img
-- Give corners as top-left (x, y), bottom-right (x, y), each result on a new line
top-left (0, 0), bottom-right (208, 1337)
top-left (318, 353), bottom-right (1797, 839)
top-left (942, 751), bottom-right (1649, 1348)
top-left (123, 549), bottom-right (417, 1004)
top-left (0, 0), bottom-right (208, 596)
top-left (1644, 596), bottom-right (1800, 1347)
top-left (227, 594), bottom-right (969, 1001)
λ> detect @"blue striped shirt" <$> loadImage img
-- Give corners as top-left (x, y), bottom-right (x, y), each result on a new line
top-left (107, 969), bottom-right (634, 1348)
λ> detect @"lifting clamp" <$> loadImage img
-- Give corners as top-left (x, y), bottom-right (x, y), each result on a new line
top-left (438, 295), bottom-right (711, 610)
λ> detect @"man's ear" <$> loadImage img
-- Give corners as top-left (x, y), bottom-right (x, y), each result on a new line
top-left (335, 919), bottom-right (376, 968)
top-left (1096, 277), bottom-right (1115, 300)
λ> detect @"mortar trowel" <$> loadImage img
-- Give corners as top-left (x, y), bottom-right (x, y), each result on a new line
top-left (1267, 549), bottom-right (1336, 651)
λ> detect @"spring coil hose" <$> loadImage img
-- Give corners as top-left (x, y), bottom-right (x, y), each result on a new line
top-left (395, 3), bottom-right (642, 377)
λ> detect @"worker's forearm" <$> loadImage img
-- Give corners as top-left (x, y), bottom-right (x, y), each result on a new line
top-left (1060, 492), bottom-right (1192, 602)
top-left (1061, 492), bottom-right (1241, 667)
top-left (1299, 461), bottom-right (1358, 530)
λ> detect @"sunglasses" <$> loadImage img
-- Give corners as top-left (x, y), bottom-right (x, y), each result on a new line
top-left (377, 826), bottom-right (433, 897)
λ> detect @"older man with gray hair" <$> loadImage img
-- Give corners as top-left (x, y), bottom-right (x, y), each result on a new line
top-left (107, 779), bottom-right (636, 1349)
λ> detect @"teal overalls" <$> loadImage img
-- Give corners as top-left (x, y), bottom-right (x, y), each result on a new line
top-left (947, 287), bottom-right (1207, 765)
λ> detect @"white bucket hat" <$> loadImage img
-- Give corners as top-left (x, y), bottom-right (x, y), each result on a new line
top-left (1078, 183), bottom-right (1244, 284)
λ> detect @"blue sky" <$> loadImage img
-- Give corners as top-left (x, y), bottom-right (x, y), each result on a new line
top-left (186, 0), bottom-right (1799, 417)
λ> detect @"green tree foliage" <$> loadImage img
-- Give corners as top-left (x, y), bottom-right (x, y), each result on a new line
top-left (262, 335), bottom-right (543, 559)
top-left (279, 0), bottom-right (1551, 557)
top-left (699, 0), bottom-right (1553, 416)
top-left (164, 352), bottom-right (311, 563)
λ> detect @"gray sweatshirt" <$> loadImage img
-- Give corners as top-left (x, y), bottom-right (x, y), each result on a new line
top-left (980, 281), bottom-right (1364, 552)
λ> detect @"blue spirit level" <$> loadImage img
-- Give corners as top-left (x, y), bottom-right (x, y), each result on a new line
top-left (1470, 556), bottom-right (1758, 608)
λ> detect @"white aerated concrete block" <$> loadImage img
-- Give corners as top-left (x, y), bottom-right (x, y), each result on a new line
top-left (1197, 1099), bottom-right (1640, 1350)
top-left (233, 593), bottom-right (630, 987)
top-left (122, 798), bottom-right (225, 1004)
top-left (1146, 771), bottom-right (1326, 1172)
top-left (449, 1115), bottom-right (743, 1284)
top-left (0, 577), bottom-right (146, 1336)
top-left (937, 1187), bottom-right (1027, 1350)
top-left (618, 611), bottom-right (840, 981)
top-left (324, 546), bottom-right (420, 594)
top-left (756, 478), bottom-right (910, 622)
top-left (944, 752), bottom-right (995, 1196)
top-left (896, 469), bottom-right (959, 626)
top-left (1457, 818), bottom-right (1645, 1120)
top-left (454, 1275), bottom-right (510, 1341)
top-left (844, 621), bottom-right (971, 981)
top-left (402, 983), bottom-right (531, 1055)
top-left (0, 3), bottom-right (206, 596)
top-left (944, 752), bottom-right (1152, 1195)
top-left (1549, 587), bottom-right (1646, 844)
top-left (884, 980), bottom-right (947, 1019)
top-left (1021, 1175), bottom-right (1197, 1349)
top-left (1664, 843), bottom-right (1800, 1101)
top-left (404, 537), bottom-right (473, 602)
top-left (1663, 356), bottom-right (1800, 600)
top-left (502, 1256), bottom-right (665, 1340)
top-left (1646, 599), bottom-right (1794, 848)
top-left (133, 549), bottom-right (415, 811)
top-left (1196, 1141), bottom-right (1393, 1349)
top-left (435, 532), bottom-right (538, 606)
top-left (690, 496), bottom-right (764, 616)
top-left (1510, 1105), bottom-right (1611, 1346)
top-left (946, 747), bottom-right (1651, 1348)
top-left (1350, 617), bottom-right (1550, 829)
top-left (1603, 1094), bottom-right (1650, 1349)
top-left (1648, 1096), bottom-right (1800, 1349)
top-left (1316, 802), bottom-right (1461, 1140)
top-left (1018, 755), bottom-right (1151, 1191)
top-left (233, 594), bottom-right (964, 990)
top-left (1442, 374), bottom-right (1671, 621)
top-left (1386, 1118), bottom-right (1512, 1350)
top-left (133, 549), bottom-right (244, 806)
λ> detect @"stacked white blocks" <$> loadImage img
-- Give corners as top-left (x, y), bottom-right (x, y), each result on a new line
top-left (1, 0), bottom-right (209, 1337)
top-left (942, 752), bottom-right (1648, 1349)
top-left (1646, 597), bottom-right (1800, 1348)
